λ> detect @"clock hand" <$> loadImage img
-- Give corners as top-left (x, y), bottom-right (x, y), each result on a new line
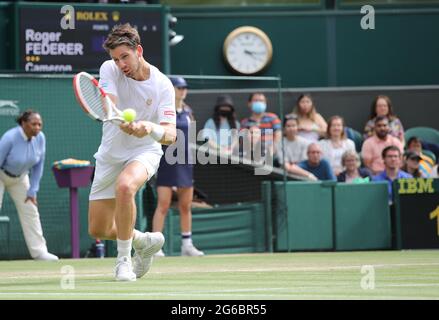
top-left (244, 49), bottom-right (256, 57)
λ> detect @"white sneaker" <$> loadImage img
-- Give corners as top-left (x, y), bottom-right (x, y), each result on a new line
top-left (154, 249), bottom-right (165, 257)
top-left (115, 256), bottom-right (136, 282)
top-left (34, 252), bottom-right (59, 261)
top-left (181, 245), bottom-right (204, 257)
top-left (132, 232), bottom-right (165, 278)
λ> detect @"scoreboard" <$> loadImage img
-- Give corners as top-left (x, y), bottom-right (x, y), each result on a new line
top-left (18, 4), bottom-right (165, 73)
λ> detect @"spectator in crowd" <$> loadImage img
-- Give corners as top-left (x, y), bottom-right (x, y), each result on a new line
top-left (152, 76), bottom-right (204, 257)
top-left (0, 110), bottom-right (58, 261)
top-left (402, 151), bottom-right (423, 178)
top-left (290, 93), bottom-right (327, 142)
top-left (372, 145), bottom-right (412, 204)
top-left (318, 115), bottom-right (356, 176)
top-left (202, 95), bottom-right (240, 155)
top-left (406, 136), bottom-right (435, 176)
top-left (240, 92), bottom-right (281, 161)
top-left (276, 115), bottom-right (316, 180)
top-left (275, 115), bottom-right (309, 165)
top-left (363, 95), bottom-right (405, 144)
top-left (298, 143), bottom-right (336, 181)
top-left (361, 116), bottom-right (404, 175)
top-left (337, 150), bottom-right (372, 183)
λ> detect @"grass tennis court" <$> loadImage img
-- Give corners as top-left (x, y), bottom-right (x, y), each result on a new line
top-left (0, 250), bottom-right (438, 300)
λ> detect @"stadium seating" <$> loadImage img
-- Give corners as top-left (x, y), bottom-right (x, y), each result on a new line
top-left (405, 127), bottom-right (439, 145)
top-left (345, 127), bottom-right (364, 152)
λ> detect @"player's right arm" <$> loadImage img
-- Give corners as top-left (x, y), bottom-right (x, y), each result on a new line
top-left (99, 61), bottom-right (119, 109)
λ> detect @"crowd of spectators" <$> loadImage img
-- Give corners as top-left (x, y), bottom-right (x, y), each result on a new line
top-left (200, 92), bottom-right (439, 199)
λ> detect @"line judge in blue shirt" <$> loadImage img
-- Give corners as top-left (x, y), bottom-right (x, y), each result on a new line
top-left (0, 110), bottom-right (58, 261)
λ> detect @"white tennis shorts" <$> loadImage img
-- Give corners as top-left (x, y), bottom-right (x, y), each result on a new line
top-left (89, 151), bottom-right (162, 201)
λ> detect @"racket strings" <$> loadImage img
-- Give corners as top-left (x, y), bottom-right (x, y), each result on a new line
top-left (79, 76), bottom-right (108, 119)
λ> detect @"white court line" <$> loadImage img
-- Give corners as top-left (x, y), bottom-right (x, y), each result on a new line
top-left (0, 291), bottom-right (438, 300)
top-left (2, 262), bottom-right (439, 280)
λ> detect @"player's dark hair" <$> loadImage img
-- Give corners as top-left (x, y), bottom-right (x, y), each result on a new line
top-left (103, 23), bottom-right (141, 52)
top-left (16, 109), bottom-right (40, 125)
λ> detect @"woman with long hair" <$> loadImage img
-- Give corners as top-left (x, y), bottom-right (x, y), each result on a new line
top-left (363, 95), bottom-right (405, 143)
top-left (202, 95), bottom-right (240, 154)
top-left (318, 116), bottom-right (356, 176)
top-left (291, 93), bottom-right (327, 142)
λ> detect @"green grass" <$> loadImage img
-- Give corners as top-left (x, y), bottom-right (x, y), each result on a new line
top-left (1, 250), bottom-right (439, 300)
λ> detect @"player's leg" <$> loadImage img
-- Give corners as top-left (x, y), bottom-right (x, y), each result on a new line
top-left (151, 186), bottom-right (173, 257)
top-left (7, 174), bottom-right (58, 260)
top-left (114, 160), bottom-right (148, 241)
top-left (112, 160), bottom-right (149, 281)
top-left (127, 154), bottom-right (165, 278)
top-left (177, 187), bottom-right (204, 256)
top-left (88, 199), bottom-right (116, 240)
top-left (89, 158), bottom-right (139, 281)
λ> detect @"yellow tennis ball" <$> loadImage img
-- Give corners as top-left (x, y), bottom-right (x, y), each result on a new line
top-left (122, 108), bottom-right (137, 122)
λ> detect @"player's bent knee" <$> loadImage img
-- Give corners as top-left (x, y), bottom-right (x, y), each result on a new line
top-left (88, 226), bottom-right (107, 239)
top-left (115, 181), bottom-right (137, 199)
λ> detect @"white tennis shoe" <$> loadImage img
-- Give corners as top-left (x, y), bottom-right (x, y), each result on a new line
top-left (35, 252), bottom-right (59, 261)
top-left (115, 256), bottom-right (136, 282)
top-left (132, 232), bottom-right (165, 278)
top-left (154, 249), bottom-right (165, 257)
top-left (181, 245), bottom-right (204, 257)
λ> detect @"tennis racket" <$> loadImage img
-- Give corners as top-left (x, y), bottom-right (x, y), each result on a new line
top-left (73, 71), bottom-right (125, 124)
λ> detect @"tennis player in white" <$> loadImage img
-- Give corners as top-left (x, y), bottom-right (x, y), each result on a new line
top-left (88, 23), bottom-right (177, 281)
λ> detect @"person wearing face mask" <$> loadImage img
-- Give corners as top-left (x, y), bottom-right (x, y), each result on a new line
top-left (240, 92), bottom-right (281, 161)
top-left (0, 110), bottom-right (58, 261)
top-left (202, 95), bottom-right (240, 155)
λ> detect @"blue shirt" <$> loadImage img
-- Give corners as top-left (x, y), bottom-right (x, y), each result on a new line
top-left (372, 170), bottom-right (412, 204)
top-left (0, 126), bottom-right (46, 197)
top-left (298, 159), bottom-right (336, 181)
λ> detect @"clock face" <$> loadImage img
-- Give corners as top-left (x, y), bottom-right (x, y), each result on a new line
top-left (223, 26), bottom-right (273, 75)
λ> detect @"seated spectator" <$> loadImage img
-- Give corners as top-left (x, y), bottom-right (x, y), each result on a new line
top-left (298, 143), bottom-right (336, 181)
top-left (319, 116), bottom-right (356, 176)
top-left (372, 146), bottom-right (412, 204)
top-left (337, 150), bottom-right (372, 183)
top-left (363, 95), bottom-right (405, 144)
top-left (402, 151), bottom-right (423, 178)
top-left (202, 95), bottom-right (240, 155)
top-left (275, 114), bottom-right (309, 165)
top-left (240, 92), bottom-right (281, 160)
top-left (361, 116), bottom-right (404, 175)
top-left (406, 136), bottom-right (435, 176)
top-left (289, 93), bottom-right (327, 142)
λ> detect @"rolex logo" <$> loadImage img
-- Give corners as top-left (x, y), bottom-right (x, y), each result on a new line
top-left (146, 98), bottom-right (152, 106)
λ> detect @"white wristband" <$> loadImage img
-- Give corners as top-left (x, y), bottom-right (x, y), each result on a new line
top-left (150, 124), bottom-right (165, 141)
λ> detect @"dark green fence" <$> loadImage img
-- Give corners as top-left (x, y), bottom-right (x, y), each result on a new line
top-left (273, 181), bottom-right (391, 252)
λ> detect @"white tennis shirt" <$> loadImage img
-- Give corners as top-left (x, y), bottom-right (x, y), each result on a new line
top-left (94, 60), bottom-right (176, 163)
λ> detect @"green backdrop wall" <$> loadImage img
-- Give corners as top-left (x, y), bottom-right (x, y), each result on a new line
top-left (0, 75), bottom-right (101, 259)
top-left (170, 7), bottom-right (439, 87)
